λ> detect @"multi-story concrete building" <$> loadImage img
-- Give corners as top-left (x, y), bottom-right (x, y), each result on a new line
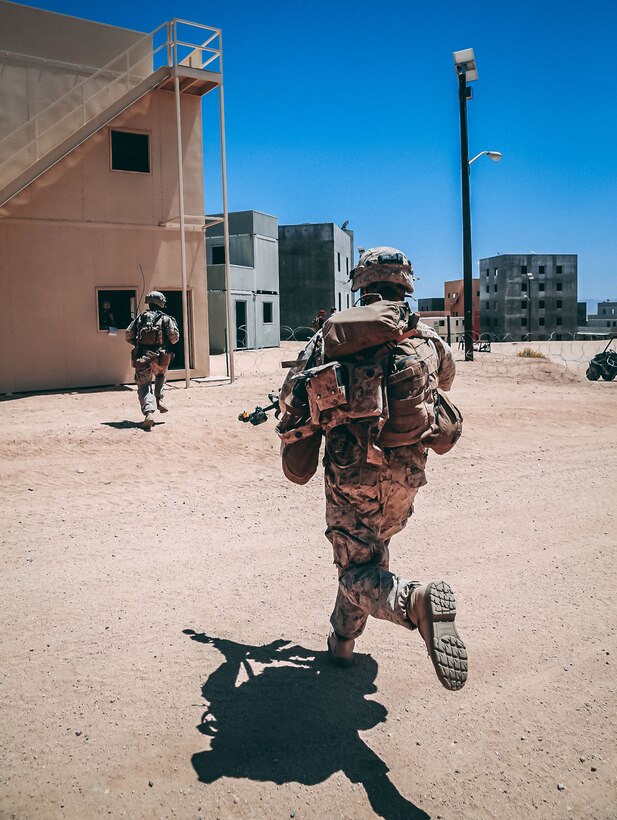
top-left (417, 313), bottom-right (464, 345)
top-left (0, 1), bottom-right (225, 392)
top-left (206, 210), bottom-right (279, 351)
top-left (584, 300), bottom-right (617, 336)
top-left (278, 222), bottom-right (353, 335)
top-left (480, 254), bottom-right (578, 341)
top-left (417, 297), bottom-right (445, 312)
top-left (444, 278), bottom-right (480, 338)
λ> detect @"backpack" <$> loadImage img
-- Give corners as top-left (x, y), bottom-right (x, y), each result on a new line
top-left (136, 311), bottom-right (164, 347)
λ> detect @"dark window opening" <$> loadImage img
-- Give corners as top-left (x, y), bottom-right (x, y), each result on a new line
top-left (539, 265), bottom-right (545, 274)
top-left (263, 301), bottom-right (273, 324)
top-left (539, 317), bottom-right (545, 326)
top-left (521, 317), bottom-right (527, 327)
top-left (539, 300), bottom-right (545, 309)
top-left (521, 300), bottom-right (527, 310)
top-left (235, 301), bottom-right (247, 349)
top-left (521, 281), bottom-right (527, 292)
top-left (338, 292), bottom-right (342, 311)
top-left (212, 245), bottom-right (225, 265)
top-left (539, 283), bottom-right (545, 292)
top-left (556, 265), bottom-right (563, 274)
top-left (346, 257), bottom-right (349, 275)
top-left (110, 130), bottom-right (150, 173)
top-left (97, 289), bottom-right (136, 330)
top-left (556, 317), bottom-right (562, 325)
top-left (556, 300), bottom-right (563, 309)
top-left (486, 285), bottom-right (490, 293)
top-left (521, 265), bottom-right (527, 275)
top-left (556, 282), bottom-right (563, 291)
top-left (494, 284), bottom-right (498, 292)
top-left (337, 252), bottom-right (341, 272)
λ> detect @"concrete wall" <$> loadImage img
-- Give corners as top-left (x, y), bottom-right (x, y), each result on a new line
top-left (278, 222), bottom-right (353, 332)
top-left (0, 1), bottom-right (149, 140)
top-left (206, 211), bottom-right (279, 352)
top-left (480, 254), bottom-right (578, 340)
top-left (0, 88), bottom-right (209, 392)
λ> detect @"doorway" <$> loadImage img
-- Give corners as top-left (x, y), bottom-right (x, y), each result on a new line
top-left (161, 290), bottom-right (192, 370)
top-left (235, 300), bottom-right (248, 349)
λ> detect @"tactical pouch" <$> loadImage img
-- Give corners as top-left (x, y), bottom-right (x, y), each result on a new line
top-left (303, 362), bottom-right (347, 424)
top-left (281, 430), bottom-right (323, 485)
top-left (419, 390), bottom-right (463, 455)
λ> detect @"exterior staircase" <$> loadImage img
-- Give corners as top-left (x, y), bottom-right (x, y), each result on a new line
top-left (0, 19), bottom-right (222, 208)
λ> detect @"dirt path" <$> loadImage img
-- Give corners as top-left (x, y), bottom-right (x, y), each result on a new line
top-left (1, 345), bottom-right (616, 819)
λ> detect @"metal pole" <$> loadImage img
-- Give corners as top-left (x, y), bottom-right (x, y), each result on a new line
top-left (174, 74), bottom-right (191, 389)
top-left (218, 36), bottom-right (234, 383)
top-left (458, 69), bottom-right (474, 362)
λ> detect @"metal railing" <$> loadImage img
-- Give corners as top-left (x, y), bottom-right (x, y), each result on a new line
top-left (0, 19), bottom-right (222, 194)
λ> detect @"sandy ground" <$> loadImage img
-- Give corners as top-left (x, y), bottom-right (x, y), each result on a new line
top-left (1, 342), bottom-right (616, 820)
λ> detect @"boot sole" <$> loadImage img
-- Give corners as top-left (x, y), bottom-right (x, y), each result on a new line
top-left (157, 406), bottom-right (169, 413)
top-left (424, 581), bottom-right (468, 691)
top-left (143, 417), bottom-right (154, 431)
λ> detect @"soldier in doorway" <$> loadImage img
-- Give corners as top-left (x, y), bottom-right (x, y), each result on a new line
top-left (275, 247), bottom-right (467, 691)
top-left (125, 291), bottom-right (179, 430)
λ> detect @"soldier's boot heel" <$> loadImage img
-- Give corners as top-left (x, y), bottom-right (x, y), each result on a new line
top-left (143, 412), bottom-right (155, 431)
top-left (407, 581), bottom-right (468, 691)
top-left (327, 630), bottom-right (355, 668)
top-left (156, 399), bottom-right (169, 413)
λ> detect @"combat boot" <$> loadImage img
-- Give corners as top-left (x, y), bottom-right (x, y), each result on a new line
top-left (407, 581), bottom-right (468, 691)
top-left (156, 399), bottom-right (169, 413)
top-left (143, 412), bottom-right (154, 431)
top-left (327, 630), bottom-right (355, 668)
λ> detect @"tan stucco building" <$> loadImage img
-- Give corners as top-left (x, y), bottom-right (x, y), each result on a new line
top-left (0, 1), bottom-right (224, 393)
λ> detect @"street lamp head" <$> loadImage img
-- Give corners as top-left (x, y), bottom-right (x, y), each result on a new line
top-left (487, 151), bottom-right (502, 161)
top-left (453, 48), bottom-right (478, 82)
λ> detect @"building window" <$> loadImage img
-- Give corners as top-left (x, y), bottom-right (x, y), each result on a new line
top-left (556, 300), bottom-right (563, 309)
top-left (476, 291), bottom-right (480, 298)
top-left (556, 317), bottom-right (562, 325)
top-left (521, 265), bottom-right (527, 275)
top-left (337, 252), bottom-right (341, 272)
top-left (110, 130), bottom-right (150, 173)
top-left (539, 265), bottom-right (545, 274)
top-left (346, 257), bottom-right (349, 275)
top-left (439, 320), bottom-right (445, 327)
top-left (212, 245), bottom-right (225, 265)
top-left (485, 268), bottom-right (490, 276)
top-left (486, 285), bottom-right (490, 293)
top-left (494, 284), bottom-right (498, 293)
top-left (97, 289), bottom-right (136, 330)
top-left (556, 282), bottom-right (563, 291)
top-left (263, 301), bottom-right (273, 324)
top-left (556, 265), bottom-right (563, 274)
top-left (539, 282), bottom-right (545, 292)
top-left (521, 281), bottom-right (527, 292)
top-left (521, 317), bottom-right (527, 327)
top-left (521, 300), bottom-right (527, 310)
top-left (494, 302), bottom-right (497, 310)
top-left (346, 293), bottom-right (350, 308)
top-left (539, 300), bottom-right (545, 309)
top-left (338, 293), bottom-right (342, 311)
top-left (494, 268), bottom-right (499, 277)
top-left (539, 317), bottom-right (545, 326)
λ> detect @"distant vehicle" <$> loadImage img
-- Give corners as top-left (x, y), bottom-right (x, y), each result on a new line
top-left (586, 337), bottom-right (617, 381)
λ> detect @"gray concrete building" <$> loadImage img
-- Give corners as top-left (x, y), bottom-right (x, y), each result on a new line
top-left (206, 210), bottom-right (279, 352)
top-left (480, 254), bottom-right (578, 341)
top-left (584, 300), bottom-right (617, 336)
top-left (278, 222), bottom-right (354, 335)
top-left (418, 297), bottom-right (445, 312)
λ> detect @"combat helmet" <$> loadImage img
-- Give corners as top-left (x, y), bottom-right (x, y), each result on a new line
top-left (145, 290), bottom-right (166, 308)
top-left (350, 246), bottom-right (414, 294)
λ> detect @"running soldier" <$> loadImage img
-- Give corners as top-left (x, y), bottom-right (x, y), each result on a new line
top-left (125, 291), bottom-right (179, 430)
top-left (275, 247), bottom-right (467, 690)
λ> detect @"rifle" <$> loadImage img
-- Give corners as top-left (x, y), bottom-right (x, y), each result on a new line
top-left (238, 392), bottom-right (280, 426)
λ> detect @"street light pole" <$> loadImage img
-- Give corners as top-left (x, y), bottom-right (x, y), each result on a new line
top-left (457, 66), bottom-right (474, 362)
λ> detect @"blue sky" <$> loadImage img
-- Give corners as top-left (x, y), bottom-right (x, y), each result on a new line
top-left (10, 0), bottom-right (617, 306)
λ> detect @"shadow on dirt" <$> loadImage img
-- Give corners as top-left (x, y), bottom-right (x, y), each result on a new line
top-left (100, 420), bottom-right (165, 430)
top-left (184, 630), bottom-right (428, 820)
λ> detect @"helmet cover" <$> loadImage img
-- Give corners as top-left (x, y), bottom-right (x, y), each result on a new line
top-left (350, 246), bottom-right (414, 294)
top-left (145, 290), bottom-right (166, 308)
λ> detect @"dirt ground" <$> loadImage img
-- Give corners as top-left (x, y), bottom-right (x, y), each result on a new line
top-left (1, 342), bottom-right (616, 820)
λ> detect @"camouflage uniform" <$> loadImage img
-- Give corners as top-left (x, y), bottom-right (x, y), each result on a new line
top-left (324, 327), bottom-right (456, 641)
top-left (125, 311), bottom-right (179, 415)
